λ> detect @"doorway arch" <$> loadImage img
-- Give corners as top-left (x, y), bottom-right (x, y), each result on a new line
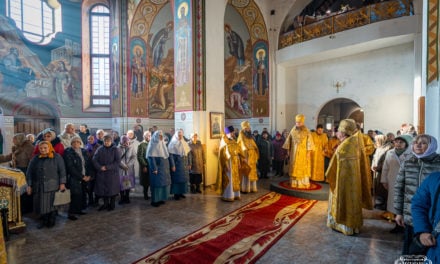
top-left (13, 99), bottom-right (59, 135)
top-left (317, 98), bottom-right (363, 132)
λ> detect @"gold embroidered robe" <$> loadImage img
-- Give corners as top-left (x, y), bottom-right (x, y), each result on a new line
top-left (282, 126), bottom-right (314, 181)
top-left (326, 131), bottom-right (373, 235)
top-left (216, 135), bottom-right (243, 195)
top-left (237, 132), bottom-right (259, 181)
top-left (311, 131), bottom-right (328, 181)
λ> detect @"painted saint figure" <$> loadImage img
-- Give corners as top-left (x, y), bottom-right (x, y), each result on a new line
top-left (176, 4), bottom-right (190, 87)
top-left (225, 24), bottom-right (245, 68)
top-left (152, 21), bottom-right (173, 68)
top-left (54, 61), bottom-right (71, 107)
top-left (253, 49), bottom-right (268, 95)
top-left (131, 46), bottom-right (146, 98)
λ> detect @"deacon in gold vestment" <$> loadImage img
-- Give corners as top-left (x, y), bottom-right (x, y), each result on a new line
top-left (283, 114), bottom-right (315, 188)
top-left (237, 121), bottom-right (259, 193)
top-left (326, 119), bottom-right (373, 235)
top-left (311, 124), bottom-right (328, 182)
top-left (216, 126), bottom-right (245, 201)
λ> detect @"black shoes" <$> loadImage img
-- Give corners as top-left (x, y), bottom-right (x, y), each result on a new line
top-left (98, 205), bottom-right (108, 211)
top-left (68, 215), bottom-right (78, 221)
top-left (390, 225), bottom-right (404, 234)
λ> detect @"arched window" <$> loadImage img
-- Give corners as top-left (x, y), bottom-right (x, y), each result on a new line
top-left (5, 0), bottom-right (62, 44)
top-left (89, 4), bottom-right (110, 107)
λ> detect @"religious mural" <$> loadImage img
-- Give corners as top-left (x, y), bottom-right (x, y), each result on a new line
top-left (128, 0), bottom-right (175, 119)
top-left (111, 0), bottom-right (122, 116)
top-left (0, 1), bottom-right (117, 120)
top-left (224, 0), bottom-right (269, 119)
top-left (174, 0), bottom-right (193, 112)
top-left (0, 7), bottom-right (83, 116)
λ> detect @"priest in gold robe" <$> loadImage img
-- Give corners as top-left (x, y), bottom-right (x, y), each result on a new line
top-left (311, 124), bottom-right (329, 182)
top-left (282, 114), bottom-right (315, 188)
top-left (216, 126), bottom-right (245, 201)
top-left (237, 121), bottom-right (259, 193)
top-left (326, 119), bottom-right (373, 235)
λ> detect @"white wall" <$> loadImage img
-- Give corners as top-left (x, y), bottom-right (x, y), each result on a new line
top-left (278, 43), bottom-right (415, 134)
top-left (204, 0), bottom-right (227, 186)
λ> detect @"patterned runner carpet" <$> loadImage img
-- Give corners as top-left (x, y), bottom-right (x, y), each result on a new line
top-left (133, 192), bottom-right (317, 264)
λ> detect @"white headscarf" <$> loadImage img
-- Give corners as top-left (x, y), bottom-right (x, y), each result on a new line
top-left (146, 130), bottom-right (169, 158)
top-left (413, 134), bottom-right (438, 159)
top-left (168, 129), bottom-right (190, 156)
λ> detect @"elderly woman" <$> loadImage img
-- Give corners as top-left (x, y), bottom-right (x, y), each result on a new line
top-left (92, 135), bottom-right (121, 211)
top-left (380, 135), bottom-right (412, 233)
top-left (85, 135), bottom-right (101, 206)
top-left (33, 128), bottom-right (64, 157)
top-left (188, 132), bottom-right (205, 194)
top-left (26, 141), bottom-right (66, 228)
top-left (146, 130), bottom-right (174, 207)
top-left (371, 134), bottom-right (394, 210)
top-left (168, 129), bottom-right (190, 200)
top-left (118, 135), bottom-right (136, 204)
top-left (394, 134), bottom-right (440, 255)
top-left (64, 136), bottom-right (91, 220)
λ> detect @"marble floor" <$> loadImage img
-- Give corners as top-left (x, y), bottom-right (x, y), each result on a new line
top-left (5, 177), bottom-right (403, 264)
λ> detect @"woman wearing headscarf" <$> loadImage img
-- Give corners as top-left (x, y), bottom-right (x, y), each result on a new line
top-left (118, 135), bottom-right (136, 204)
top-left (168, 129), bottom-right (190, 200)
top-left (63, 136), bottom-right (90, 220)
top-left (380, 135), bottom-right (413, 233)
top-left (33, 128), bottom-right (65, 157)
top-left (26, 141), bottom-right (66, 228)
top-left (146, 130), bottom-right (174, 207)
top-left (92, 135), bottom-right (121, 211)
top-left (394, 134), bottom-right (440, 254)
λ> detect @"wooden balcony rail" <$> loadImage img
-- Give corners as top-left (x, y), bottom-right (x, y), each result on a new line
top-left (278, 0), bottom-right (413, 49)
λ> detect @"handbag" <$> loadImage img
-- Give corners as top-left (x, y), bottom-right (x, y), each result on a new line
top-left (53, 189), bottom-right (71, 206)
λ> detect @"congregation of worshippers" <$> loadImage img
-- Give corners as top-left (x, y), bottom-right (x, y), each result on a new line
top-left (0, 119), bottom-right (438, 256)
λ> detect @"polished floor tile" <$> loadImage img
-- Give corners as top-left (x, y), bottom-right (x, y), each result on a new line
top-left (5, 177), bottom-right (403, 264)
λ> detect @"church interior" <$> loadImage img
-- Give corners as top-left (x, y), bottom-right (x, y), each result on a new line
top-left (0, 0), bottom-right (439, 262)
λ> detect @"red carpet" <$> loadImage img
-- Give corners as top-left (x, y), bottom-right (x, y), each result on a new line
top-left (279, 180), bottom-right (322, 191)
top-left (133, 192), bottom-right (317, 264)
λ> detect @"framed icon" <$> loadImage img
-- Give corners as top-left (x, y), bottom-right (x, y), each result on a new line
top-left (210, 112), bottom-right (224, 139)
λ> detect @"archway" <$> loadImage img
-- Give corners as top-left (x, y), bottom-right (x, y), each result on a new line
top-left (317, 98), bottom-right (363, 133)
top-left (14, 99), bottom-right (59, 135)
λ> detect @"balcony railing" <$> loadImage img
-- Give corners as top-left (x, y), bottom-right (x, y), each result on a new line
top-left (278, 0), bottom-right (413, 49)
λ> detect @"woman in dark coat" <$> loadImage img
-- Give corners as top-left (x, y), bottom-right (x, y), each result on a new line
top-left (64, 136), bottom-right (91, 220)
top-left (92, 135), bottom-right (121, 211)
top-left (188, 132), bottom-right (205, 194)
top-left (26, 141), bottom-right (66, 228)
top-left (147, 130), bottom-right (174, 207)
top-left (85, 134), bottom-right (101, 206)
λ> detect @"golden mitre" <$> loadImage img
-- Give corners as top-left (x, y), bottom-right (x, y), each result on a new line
top-left (241, 120), bottom-right (251, 129)
top-left (338, 119), bottom-right (357, 136)
top-left (295, 114), bottom-right (305, 123)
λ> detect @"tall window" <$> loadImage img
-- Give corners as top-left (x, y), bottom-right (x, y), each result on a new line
top-left (6, 0), bottom-right (62, 44)
top-left (90, 5), bottom-right (110, 106)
